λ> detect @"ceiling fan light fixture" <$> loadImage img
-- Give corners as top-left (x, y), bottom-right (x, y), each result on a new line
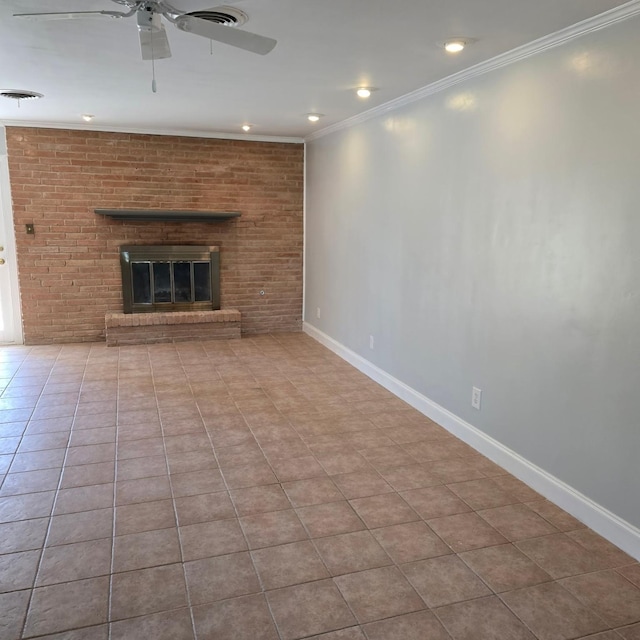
top-left (307, 113), bottom-right (323, 123)
top-left (0, 89), bottom-right (43, 101)
top-left (444, 39), bottom-right (467, 53)
top-left (356, 87), bottom-right (372, 98)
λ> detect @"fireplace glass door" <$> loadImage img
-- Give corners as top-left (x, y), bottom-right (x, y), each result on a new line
top-left (120, 246), bottom-right (220, 313)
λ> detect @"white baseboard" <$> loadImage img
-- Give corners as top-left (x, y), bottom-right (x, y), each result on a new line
top-left (303, 322), bottom-right (640, 561)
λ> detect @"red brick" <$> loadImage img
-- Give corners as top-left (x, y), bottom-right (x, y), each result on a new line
top-left (6, 127), bottom-right (303, 344)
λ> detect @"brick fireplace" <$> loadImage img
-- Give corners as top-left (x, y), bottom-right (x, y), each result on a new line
top-left (5, 127), bottom-right (304, 344)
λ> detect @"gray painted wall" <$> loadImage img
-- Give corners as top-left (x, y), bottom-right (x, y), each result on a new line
top-left (304, 15), bottom-right (640, 528)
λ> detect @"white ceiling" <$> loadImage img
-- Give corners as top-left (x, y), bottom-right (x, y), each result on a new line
top-left (0, 0), bottom-right (632, 140)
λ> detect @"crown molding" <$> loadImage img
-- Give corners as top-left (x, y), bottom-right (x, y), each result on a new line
top-left (0, 120), bottom-right (303, 144)
top-left (305, 0), bottom-right (640, 142)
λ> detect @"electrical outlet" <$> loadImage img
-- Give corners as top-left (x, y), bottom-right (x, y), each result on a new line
top-left (369, 335), bottom-right (374, 350)
top-left (316, 307), bottom-right (321, 319)
top-left (471, 387), bottom-right (482, 410)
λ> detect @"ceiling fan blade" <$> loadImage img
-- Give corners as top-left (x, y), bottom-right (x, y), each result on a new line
top-left (139, 22), bottom-right (172, 60)
top-left (14, 10), bottom-right (125, 20)
top-left (174, 14), bottom-right (276, 55)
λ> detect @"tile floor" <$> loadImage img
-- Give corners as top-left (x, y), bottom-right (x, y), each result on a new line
top-left (0, 333), bottom-right (638, 640)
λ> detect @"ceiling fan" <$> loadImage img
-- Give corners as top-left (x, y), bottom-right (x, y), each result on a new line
top-left (13, 0), bottom-right (277, 60)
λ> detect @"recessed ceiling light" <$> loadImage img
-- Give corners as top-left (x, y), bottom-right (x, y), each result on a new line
top-left (444, 40), bottom-right (466, 53)
top-left (306, 113), bottom-right (323, 123)
top-left (356, 87), bottom-right (372, 98)
top-left (81, 114), bottom-right (94, 122)
top-left (242, 124), bottom-right (251, 132)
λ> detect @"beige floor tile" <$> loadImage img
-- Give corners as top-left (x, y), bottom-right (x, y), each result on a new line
top-left (252, 540), bottom-right (329, 588)
top-left (478, 503), bottom-right (559, 541)
top-left (447, 478), bottom-right (518, 510)
top-left (115, 499), bottom-right (176, 536)
top-left (166, 449), bottom-right (218, 474)
top-left (68, 427), bottom-right (116, 447)
top-left (435, 595), bottom-right (536, 640)
top-left (296, 501), bottom-right (365, 538)
top-left (17, 432), bottom-right (69, 453)
top-left (402, 554), bottom-right (491, 607)
top-left (516, 533), bottom-right (610, 578)
top-left (22, 624), bottom-right (109, 640)
top-left (315, 451), bottom-right (373, 475)
top-left (306, 628), bottom-right (366, 639)
top-left (48, 508), bottom-right (114, 546)
top-left (331, 471), bottom-right (393, 500)
top-left (174, 491), bottom-right (235, 526)
top-left (560, 569), bottom-right (640, 627)
top-left (363, 610), bottom-right (452, 640)
top-left (2, 337), bottom-right (638, 640)
top-left (180, 518), bottom-right (247, 560)
top-left (0, 589), bottom-right (31, 640)
top-left (359, 445), bottom-right (417, 470)
top-left (267, 579), bottom-right (356, 639)
top-left (66, 443), bottom-right (115, 467)
top-left (0, 468), bottom-right (61, 496)
top-left (427, 512), bottom-right (508, 552)
top-left (110, 608), bottom-right (194, 640)
top-left (460, 543), bottom-right (552, 592)
top-left (501, 582), bottom-right (609, 640)
top-left (400, 486), bottom-right (471, 519)
top-left (270, 455), bottom-right (327, 482)
top-left (0, 491), bottom-right (56, 524)
top-left (115, 476), bottom-right (171, 506)
top-left (525, 500), bottom-right (585, 532)
top-left (372, 521), bottom-right (451, 564)
top-left (618, 564), bottom-right (640, 588)
top-left (110, 564), bottom-right (188, 621)
top-left (350, 493), bottom-right (420, 529)
top-left (231, 484), bottom-right (291, 515)
top-left (24, 577), bottom-right (110, 637)
top-left (335, 565), bottom-right (425, 624)
top-left (170, 468), bottom-right (225, 497)
top-left (193, 593), bottom-right (279, 640)
top-left (221, 461), bottom-right (279, 489)
top-left (116, 455), bottom-right (167, 481)
top-left (116, 437), bottom-right (165, 461)
top-left (185, 552), bottom-right (261, 605)
top-left (617, 624), bottom-right (640, 640)
top-left (60, 461), bottom-right (115, 489)
top-left (314, 530), bottom-right (391, 576)
top-left (240, 509), bottom-right (309, 549)
top-left (0, 549), bottom-right (40, 593)
top-left (37, 538), bottom-right (112, 585)
top-left (0, 517), bottom-right (49, 553)
top-left (379, 464), bottom-right (441, 491)
top-left (113, 527), bottom-right (181, 573)
top-left (566, 529), bottom-right (636, 568)
top-left (283, 477), bottom-right (344, 507)
top-left (54, 483), bottom-right (114, 515)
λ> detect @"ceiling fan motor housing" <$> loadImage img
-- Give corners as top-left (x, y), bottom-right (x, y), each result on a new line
top-left (136, 7), bottom-right (162, 32)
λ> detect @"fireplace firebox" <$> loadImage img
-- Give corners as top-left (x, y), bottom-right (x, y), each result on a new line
top-left (119, 245), bottom-right (220, 314)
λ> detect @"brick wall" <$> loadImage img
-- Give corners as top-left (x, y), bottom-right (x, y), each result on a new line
top-left (6, 127), bottom-right (304, 344)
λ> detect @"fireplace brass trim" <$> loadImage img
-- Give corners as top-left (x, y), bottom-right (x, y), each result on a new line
top-left (120, 245), bottom-right (220, 314)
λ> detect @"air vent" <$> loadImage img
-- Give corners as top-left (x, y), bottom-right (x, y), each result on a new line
top-left (184, 7), bottom-right (248, 27)
top-left (0, 89), bottom-right (44, 101)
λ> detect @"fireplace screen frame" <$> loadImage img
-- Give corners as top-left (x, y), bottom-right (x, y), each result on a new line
top-left (120, 245), bottom-right (220, 314)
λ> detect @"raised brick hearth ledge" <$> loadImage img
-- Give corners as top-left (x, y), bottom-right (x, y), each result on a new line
top-left (105, 310), bottom-right (241, 346)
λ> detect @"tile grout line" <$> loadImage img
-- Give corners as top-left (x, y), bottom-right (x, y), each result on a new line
top-left (19, 344), bottom-right (90, 639)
